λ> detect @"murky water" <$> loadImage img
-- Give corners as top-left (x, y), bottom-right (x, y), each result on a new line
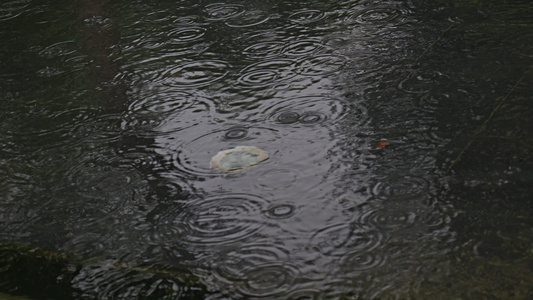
top-left (1, 0), bottom-right (532, 299)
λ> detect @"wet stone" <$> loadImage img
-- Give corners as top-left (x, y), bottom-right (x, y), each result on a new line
top-left (210, 146), bottom-right (269, 172)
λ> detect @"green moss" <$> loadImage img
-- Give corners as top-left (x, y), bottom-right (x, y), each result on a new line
top-left (0, 292), bottom-right (33, 300)
top-left (0, 244), bottom-right (210, 300)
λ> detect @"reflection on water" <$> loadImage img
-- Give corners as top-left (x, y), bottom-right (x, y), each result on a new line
top-left (1, 0), bottom-right (532, 298)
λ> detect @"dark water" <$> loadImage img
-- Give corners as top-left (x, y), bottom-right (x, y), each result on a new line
top-left (1, 0), bottom-right (532, 299)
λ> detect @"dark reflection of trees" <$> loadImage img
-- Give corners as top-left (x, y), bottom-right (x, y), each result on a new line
top-left (433, 2), bottom-right (533, 297)
top-left (1, 0), bottom-right (204, 298)
top-left (330, 0), bottom-right (533, 297)
top-left (73, 0), bottom-right (199, 262)
top-left (75, 0), bottom-right (126, 112)
top-left (75, 0), bottom-right (198, 225)
top-left (326, 0), bottom-right (528, 297)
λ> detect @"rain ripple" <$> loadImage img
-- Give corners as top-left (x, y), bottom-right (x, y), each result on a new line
top-left (263, 203), bottom-right (297, 219)
top-left (128, 90), bottom-right (198, 115)
top-left (178, 193), bottom-right (271, 247)
top-left (288, 9), bottom-right (326, 24)
top-left (71, 260), bottom-right (204, 299)
top-left (371, 175), bottom-right (430, 201)
top-left (204, 3), bottom-right (245, 21)
top-left (339, 250), bottom-right (386, 272)
top-left (398, 70), bottom-right (449, 94)
top-left (142, 90), bottom-right (216, 134)
top-left (159, 60), bottom-right (230, 88)
top-left (285, 289), bottom-right (322, 300)
top-left (0, 0), bottom-right (30, 21)
top-left (211, 242), bottom-right (301, 297)
top-left (255, 168), bottom-right (301, 191)
top-left (123, 89), bottom-right (215, 134)
top-left (59, 166), bottom-right (136, 226)
top-left (281, 39), bottom-right (325, 57)
top-left (357, 203), bottom-right (418, 232)
top-left (242, 41), bottom-right (284, 59)
top-left (237, 59), bottom-right (298, 89)
top-left (259, 96), bottom-right (358, 128)
top-left (38, 41), bottom-right (77, 59)
top-left (346, 6), bottom-right (406, 25)
top-left (225, 9), bottom-right (271, 28)
top-left (167, 26), bottom-right (206, 44)
top-left (3, 106), bottom-right (101, 153)
top-left (417, 93), bottom-right (444, 113)
top-left (143, 202), bottom-right (189, 248)
top-left (236, 263), bottom-right (300, 297)
top-left (309, 222), bottom-right (384, 256)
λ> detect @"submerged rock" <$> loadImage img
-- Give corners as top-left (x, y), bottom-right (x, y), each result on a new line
top-left (210, 146), bottom-right (269, 172)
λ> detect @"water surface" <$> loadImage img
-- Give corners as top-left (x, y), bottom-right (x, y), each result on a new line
top-left (1, 0), bottom-right (532, 299)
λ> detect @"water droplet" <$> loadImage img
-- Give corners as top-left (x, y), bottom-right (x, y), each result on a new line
top-left (276, 111), bottom-right (300, 124)
top-left (398, 71), bottom-right (448, 94)
top-left (264, 204), bottom-right (296, 219)
top-left (298, 112), bottom-right (324, 124)
top-left (223, 126), bottom-right (249, 140)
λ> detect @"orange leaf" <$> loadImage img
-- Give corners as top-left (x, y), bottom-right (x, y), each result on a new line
top-left (375, 141), bottom-right (390, 148)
